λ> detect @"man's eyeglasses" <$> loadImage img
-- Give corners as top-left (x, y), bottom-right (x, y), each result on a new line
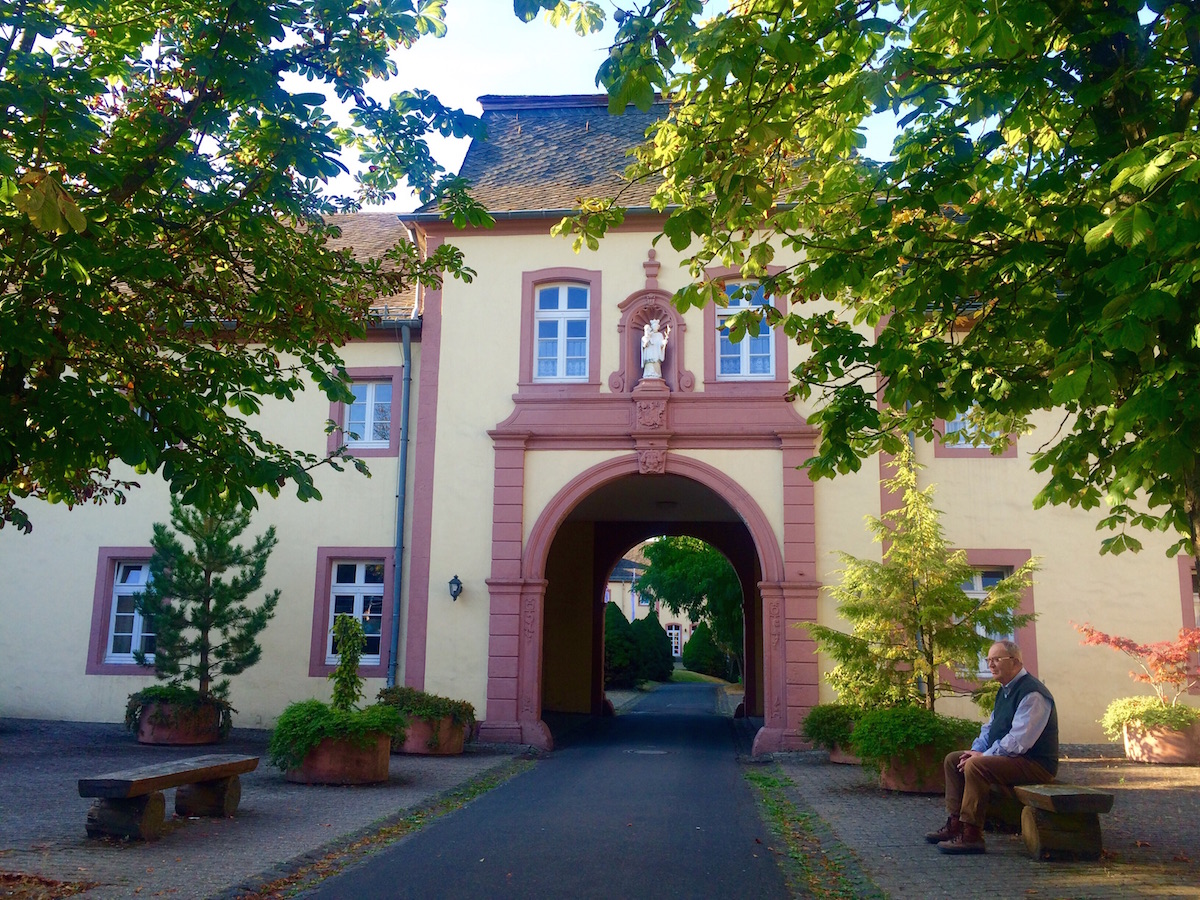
top-left (985, 656), bottom-right (1013, 666)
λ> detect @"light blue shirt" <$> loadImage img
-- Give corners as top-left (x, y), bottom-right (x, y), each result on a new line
top-left (971, 669), bottom-right (1052, 757)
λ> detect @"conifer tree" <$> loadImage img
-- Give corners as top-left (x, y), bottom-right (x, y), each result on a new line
top-left (135, 496), bottom-right (279, 704)
top-left (631, 612), bottom-right (675, 683)
top-left (603, 601), bottom-right (640, 689)
top-left (807, 447), bottom-right (1036, 711)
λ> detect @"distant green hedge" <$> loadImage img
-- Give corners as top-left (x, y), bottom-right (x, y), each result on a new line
top-left (632, 613), bottom-right (675, 682)
top-left (604, 602), bottom-right (640, 689)
top-left (682, 621), bottom-right (729, 680)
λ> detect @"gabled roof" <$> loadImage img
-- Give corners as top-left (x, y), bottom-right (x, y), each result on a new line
top-left (610, 558), bottom-right (647, 583)
top-left (409, 94), bottom-right (665, 220)
top-left (323, 212), bottom-right (419, 320)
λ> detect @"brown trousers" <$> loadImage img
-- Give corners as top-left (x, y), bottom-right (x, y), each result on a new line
top-left (943, 750), bottom-right (1054, 826)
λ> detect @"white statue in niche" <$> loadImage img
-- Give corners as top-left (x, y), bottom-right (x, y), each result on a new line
top-left (640, 318), bottom-right (670, 380)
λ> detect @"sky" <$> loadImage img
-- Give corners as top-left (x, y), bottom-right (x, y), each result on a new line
top-left (346, 2), bottom-right (897, 211)
top-left (347, 3), bottom-right (623, 210)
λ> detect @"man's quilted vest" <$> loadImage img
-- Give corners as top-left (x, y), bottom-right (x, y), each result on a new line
top-left (991, 672), bottom-right (1059, 776)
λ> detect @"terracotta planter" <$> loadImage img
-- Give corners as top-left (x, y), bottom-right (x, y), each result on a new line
top-left (1122, 720), bottom-right (1200, 765)
top-left (136, 701), bottom-right (222, 745)
top-left (877, 745), bottom-right (946, 793)
top-left (285, 733), bottom-right (391, 784)
top-left (828, 743), bottom-right (862, 765)
top-left (395, 716), bottom-right (466, 755)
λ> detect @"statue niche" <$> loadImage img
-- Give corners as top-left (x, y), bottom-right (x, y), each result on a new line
top-left (640, 319), bottom-right (670, 380)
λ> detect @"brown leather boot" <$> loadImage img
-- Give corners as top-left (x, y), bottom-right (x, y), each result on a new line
top-left (924, 815), bottom-right (961, 844)
top-left (937, 822), bottom-right (986, 854)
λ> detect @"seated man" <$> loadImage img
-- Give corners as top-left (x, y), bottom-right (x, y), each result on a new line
top-left (927, 639), bottom-right (1058, 854)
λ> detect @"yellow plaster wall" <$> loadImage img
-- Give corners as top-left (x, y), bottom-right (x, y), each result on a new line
top-left (7, 216), bottom-right (1195, 749)
top-left (807, 425), bottom-right (1193, 741)
top-left (0, 339), bottom-right (417, 726)
top-left (682, 449), bottom-right (787, 551)
top-left (811, 458), bottom-right (888, 698)
top-left (912, 417), bottom-right (1190, 741)
top-left (542, 521), bottom-right (596, 713)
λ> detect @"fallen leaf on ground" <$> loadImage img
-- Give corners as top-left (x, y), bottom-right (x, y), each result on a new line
top-left (0, 871), bottom-right (98, 900)
top-left (1136, 840), bottom-right (1151, 847)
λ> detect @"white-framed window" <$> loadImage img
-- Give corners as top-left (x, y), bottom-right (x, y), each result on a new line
top-left (534, 283), bottom-right (589, 381)
top-left (345, 382), bottom-right (392, 449)
top-left (326, 561), bottom-right (385, 664)
top-left (105, 561), bottom-right (155, 663)
top-left (718, 281), bottom-right (775, 380)
top-left (666, 623), bottom-right (682, 657)
top-left (962, 568), bottom-right (1013, 676)
top-left (944, 403), bottom-right (1002, 446)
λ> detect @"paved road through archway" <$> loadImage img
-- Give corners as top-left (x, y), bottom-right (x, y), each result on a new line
top-left (302, 683), bottom-right (790, 899)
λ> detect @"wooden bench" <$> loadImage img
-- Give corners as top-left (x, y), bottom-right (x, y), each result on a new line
top-left (78, 754), bottom-right (259, 841)
top-left (1014, 783), bottom-right (1115, 861)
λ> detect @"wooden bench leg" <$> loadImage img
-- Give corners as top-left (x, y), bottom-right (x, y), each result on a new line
top-left (1021, 806), bottom-right (1103, 861)
top-left (86, 792), bottom-right (166, 841)
top-left (175, 775), bottom-right (241, 817)
top-left (985, 785), bottom-right (1023, 833)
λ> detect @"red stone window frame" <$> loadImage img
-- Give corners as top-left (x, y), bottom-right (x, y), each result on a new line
top-left (326, 366), bottom-right (404, 459)
top-left (938, 549), bottom-right (1038, 692)
top-left (933, 412), bottom-right (1019, 459)
top-left (966, 548), bottom-right (1039, 673)
top-left (1176, 556), bottom-right (1200, 694)
top-left (308, 547), bottom-right (395, 678)
top-left (701, 266), bottom-right (790, 394)
top-left (86, 546), bottom-right (155, 675)
top-left (518, 267), bottom-right (603, 392)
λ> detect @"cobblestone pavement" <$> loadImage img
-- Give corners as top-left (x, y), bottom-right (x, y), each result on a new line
top-left (0, 718), bottom-right (522, 899)
top-left (4, 712), bottom-right (1199, 900)
top-left (774, 745), bottom-right (1200, 900)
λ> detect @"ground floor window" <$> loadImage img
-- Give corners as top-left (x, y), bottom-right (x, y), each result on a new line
top-left (962, 568), bottom-right (1013, 677)
top-left (308, 548), bottom-right (393, 678)
top-left (87, 547), bottom-right (157, 675)
top-left (106, 561), bottom-right (156, 663)
top-left (326, 561), bottom-right (385, 665)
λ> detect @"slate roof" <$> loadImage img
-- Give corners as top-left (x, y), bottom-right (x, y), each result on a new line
top-left (410, 94), bottom-right (666, 219)
top-left (610, 558), bottom-right (646, 583)
top-left (322, 212), bottom-right (419, 319)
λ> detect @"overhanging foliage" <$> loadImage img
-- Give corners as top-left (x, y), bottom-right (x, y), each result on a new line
top-left (553, 0), bottom-right (1200, 563)
top-left (1, 0), bottom-right (489, 531)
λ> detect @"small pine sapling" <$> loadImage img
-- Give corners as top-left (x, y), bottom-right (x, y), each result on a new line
top-left (133, 496), bottom-right (279, 714)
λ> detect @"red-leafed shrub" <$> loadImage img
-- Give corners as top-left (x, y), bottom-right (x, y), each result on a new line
top-left (1075, 622), bottom-right (1200, 704)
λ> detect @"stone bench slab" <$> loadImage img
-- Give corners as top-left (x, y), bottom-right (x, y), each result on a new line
top-left (78, 754), bottom-right (259, 799)
top-left (1014, 783), bottom-right (1115, 815)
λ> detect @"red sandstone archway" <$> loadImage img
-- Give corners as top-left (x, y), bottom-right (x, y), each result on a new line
top-left (479, 452), bottom-right (814, 754)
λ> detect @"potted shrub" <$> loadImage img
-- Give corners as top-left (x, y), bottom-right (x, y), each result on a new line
top-left (377, 686), bottom-right (476, 755)
top-left (851, 706), bottom-right (980, 793)
top-left (128, 496), bottom-right (279, 745)
top-left (270, 616), bottom-right (403, 784)
top-left (801, 703), bottom-right (864, 764)
top-left (1077, 622), bottom-right (1200, 764)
